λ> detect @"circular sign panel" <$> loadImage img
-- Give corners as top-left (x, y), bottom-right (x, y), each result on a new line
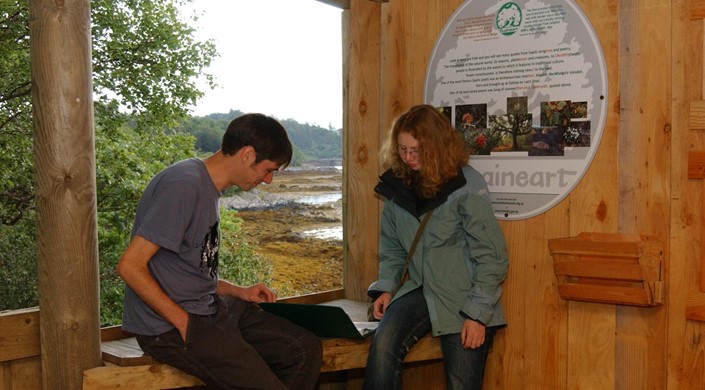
top-left (424, 0), bottom-right (607, 220)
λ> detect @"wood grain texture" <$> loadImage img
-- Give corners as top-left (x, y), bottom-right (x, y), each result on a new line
top-left (690, 100), bottom-right (705, 129)
top-left (688, 151), bottom-right (705, 178)
top-left (561, 1), bottom-right (621, 389)
top-left (686, 292), bottom-right (705, 320)
top-left (0, 308), bottom-right (39, 363)
top-left (3, 358), bottom-right (41, 390)
top-left (516, 212), bottom-right (569, 390)
top-left (490, 219), bottom-right (528, 389)
top-left (345, 0), bottom-right (383, 302)
top-left (667, 4), bottom-right (705, 388)
top-left (686, 152), bottom-right (705, 291)
top-left (692, 0), bottom-right (705, 19)
top-left (618, 1), bottom-right (672, 388)
top-left (83, 364), bottom-right (205, 390)
top-left (549, 234), bottom-right (663, 306)
top-left (28, 0), bottom-right (101, 387)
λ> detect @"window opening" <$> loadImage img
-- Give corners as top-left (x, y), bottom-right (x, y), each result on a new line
top-left (184, 0), bottom-right (344, 298)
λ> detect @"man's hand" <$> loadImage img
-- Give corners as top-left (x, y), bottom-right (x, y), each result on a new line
top-left (373, 292), bottom-right (392, 320)
top-left (221, 281), bottom-right (277, 303)
top-left (460, 319), bottom-right (486, 349)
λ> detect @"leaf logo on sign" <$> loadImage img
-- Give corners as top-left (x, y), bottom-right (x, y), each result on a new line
top-left (496, 2), bottom-right (522, 36)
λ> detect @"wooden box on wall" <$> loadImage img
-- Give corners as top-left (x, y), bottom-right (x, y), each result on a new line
top-left (548, 232), bottom-right (664, 307)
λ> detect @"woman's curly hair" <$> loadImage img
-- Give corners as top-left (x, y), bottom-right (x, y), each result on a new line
top-left (381, 104), bottom-right (470, 199)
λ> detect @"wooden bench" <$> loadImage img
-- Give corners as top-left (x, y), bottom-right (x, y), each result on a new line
top-left (83, 299), bottom-right (443, 389)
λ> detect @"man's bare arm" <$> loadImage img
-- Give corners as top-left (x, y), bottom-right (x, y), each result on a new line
top-left (116, 236), bottom-right (189, 340)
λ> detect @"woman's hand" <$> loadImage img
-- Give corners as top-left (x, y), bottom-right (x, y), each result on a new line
top-left (460, 319), bottom-right (486, 349)
top-left (373, 292), bottom-right (393, 319)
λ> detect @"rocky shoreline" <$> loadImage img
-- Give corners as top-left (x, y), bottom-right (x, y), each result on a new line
top-left (221, 188), bottom-right (297, 211)
top-left (224, 168), bottom-right (344, 296)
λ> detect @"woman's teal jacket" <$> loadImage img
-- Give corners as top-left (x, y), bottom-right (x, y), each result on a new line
top-left (368, 165), bottom-right (509, 336)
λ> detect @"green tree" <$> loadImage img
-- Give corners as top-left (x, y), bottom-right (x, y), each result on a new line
top-left (0, 1), bottom-right (34, 226)
top-left (218, 207), bottom-right (273, 288)
top-left (1, 0), bottom-right (218, 226)
top-left (96, 125), bottom-right (195, 325)
top-left (0, 216), bottom-right (38, 309)
top-left (90, 0), bottom-right (219, 131)
top-left (176, 110), bottom-right (340, 164)
top-left (0, 0), bottom-right (219, 321)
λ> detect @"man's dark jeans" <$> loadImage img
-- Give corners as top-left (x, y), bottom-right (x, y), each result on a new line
top-left (136, 295), bottom-right (322, 389)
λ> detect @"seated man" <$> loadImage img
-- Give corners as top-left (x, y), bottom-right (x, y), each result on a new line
top-left (116, 113), bottom-right (322, 389)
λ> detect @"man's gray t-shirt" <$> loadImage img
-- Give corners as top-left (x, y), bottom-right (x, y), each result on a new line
top-left (122, 158), bottom-right (221, 336)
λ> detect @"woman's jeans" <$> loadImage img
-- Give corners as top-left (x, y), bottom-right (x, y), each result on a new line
top-left (136, 295), bottom-right (322, 390)
top-left (362, 288), bottom-right (496, 390)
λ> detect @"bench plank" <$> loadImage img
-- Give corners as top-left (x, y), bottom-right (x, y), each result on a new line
top-left (83, 364), bottom-right (204, 389)
top-left (321, 333), bottom-right (441, 372)
top-left (101, 337), bottom-right (153, 366)
top-left (86, 299), bottom-right (443, 388)
top-left (97, 331), bottom-right (442, 373)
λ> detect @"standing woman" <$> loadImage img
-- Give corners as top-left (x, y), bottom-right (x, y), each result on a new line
top-left (363, 104), bottom-right (509, 390)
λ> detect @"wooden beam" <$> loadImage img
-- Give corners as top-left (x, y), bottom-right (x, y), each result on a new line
top-left (687, 152), bottom-right (705, 292)
top-left (345, 0), bottom-right (383, 301)
top-left (315, 0), bottom-right (350, 9)
top-left (0, 308), bottom-right (40, 362)
top-left (278, 289), bottom-right (345, 304)
top-left (314, 0), bottom-right (387, 10)
top-left (83, 364), bottom-right (205, 389)
top-left (29, 0), bottom-right (102, 387)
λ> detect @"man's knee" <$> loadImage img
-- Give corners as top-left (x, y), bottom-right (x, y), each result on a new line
top-left (302, 331), bottom-right (323, 365)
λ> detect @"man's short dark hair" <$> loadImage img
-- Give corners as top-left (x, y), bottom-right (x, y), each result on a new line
top-left (221, 113), bottom-right (292, 168)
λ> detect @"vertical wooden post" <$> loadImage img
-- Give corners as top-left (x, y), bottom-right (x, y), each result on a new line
top-left (618, 1), bottom-right (671, 389)
top-left (29, 0), bottom-right (102, 388)
top-left (687, 151), bottom-right (705, 293)
top-left (345, 0), bottom-right (382, 301)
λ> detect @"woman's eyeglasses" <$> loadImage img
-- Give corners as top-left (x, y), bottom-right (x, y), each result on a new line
top-left (397, 146), bottom-right (421, 157)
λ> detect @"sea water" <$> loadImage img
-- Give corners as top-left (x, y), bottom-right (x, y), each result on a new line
top-left (296, 192), bottom-right (343, 240)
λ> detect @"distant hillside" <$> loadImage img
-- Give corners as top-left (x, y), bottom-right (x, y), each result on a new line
top-left (175, 110), bottom-right (342, 166)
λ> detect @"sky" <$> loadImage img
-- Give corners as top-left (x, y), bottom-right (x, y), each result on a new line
top-left (181, 0), bottom-right (344, 129)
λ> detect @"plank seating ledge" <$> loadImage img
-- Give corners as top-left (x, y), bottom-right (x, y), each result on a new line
top-left (83, 299), bottom-right (443, 389)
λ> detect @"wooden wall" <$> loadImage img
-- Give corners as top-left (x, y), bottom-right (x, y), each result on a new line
top-left (675, 1), bottom-right (705, 389)
top-left (0, 308), bottom-right (41, 389)
top-left (4, 0), bottom-right (705, 389)
top-left (344, 0), bottom-right (705, 388)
